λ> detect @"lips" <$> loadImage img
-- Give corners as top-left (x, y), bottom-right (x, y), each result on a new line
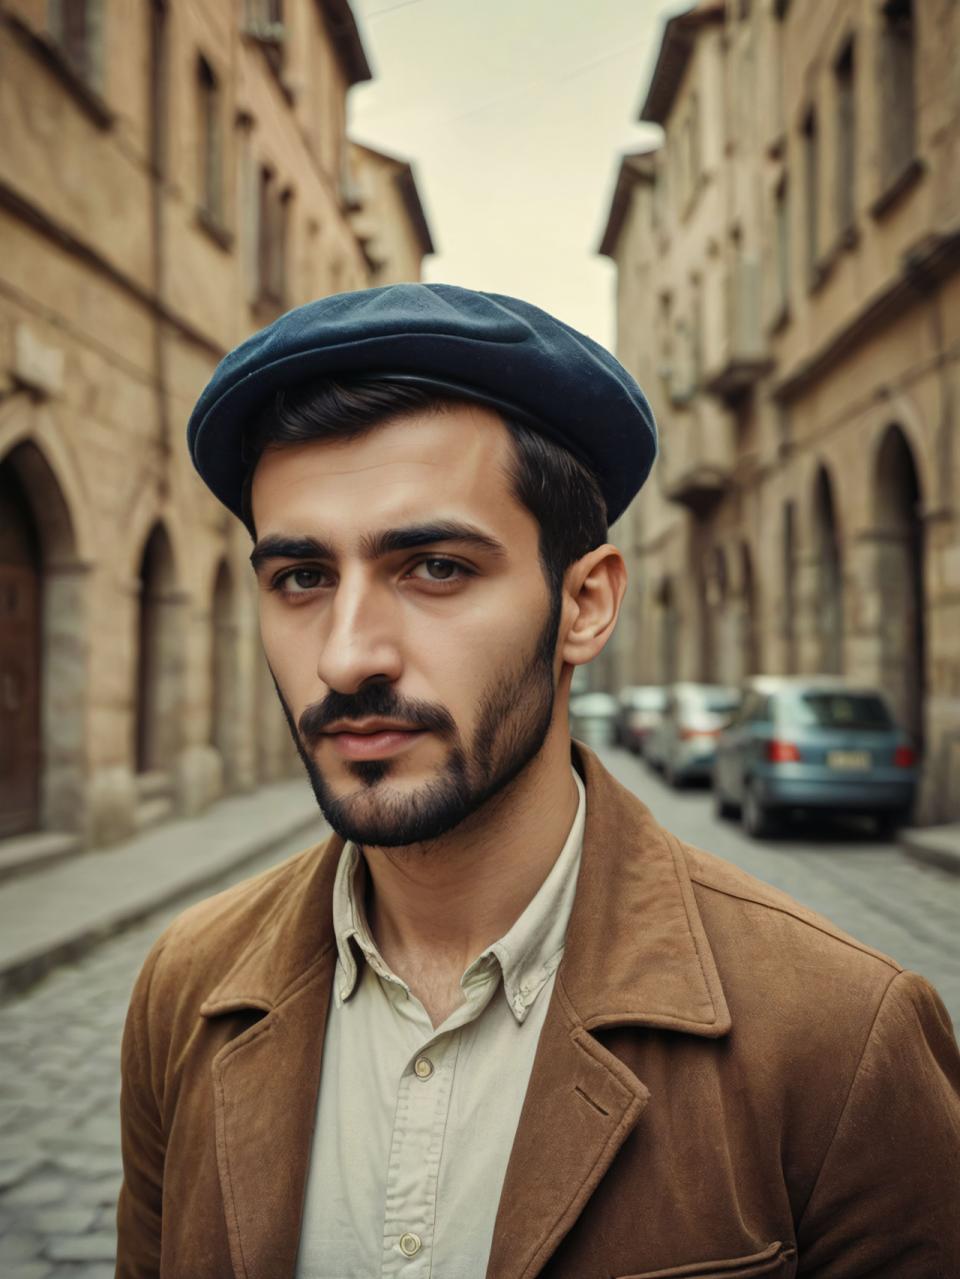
top-left (322, 722), bottom-right (426, 762)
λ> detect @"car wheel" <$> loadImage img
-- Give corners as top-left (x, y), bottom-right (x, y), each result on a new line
top-left (665, 760), bottom-right (683, 789)
top-left (874, 810), bottom-right (909, 840)
top-left (743, 781), bottom-right (777, 839)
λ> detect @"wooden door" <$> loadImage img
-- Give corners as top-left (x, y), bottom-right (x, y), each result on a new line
top-left (0, 471), bottom-right (41, 837)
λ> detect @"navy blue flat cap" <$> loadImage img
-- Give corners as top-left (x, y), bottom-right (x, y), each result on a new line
top-left (187, 283), bottom-right (657, 525)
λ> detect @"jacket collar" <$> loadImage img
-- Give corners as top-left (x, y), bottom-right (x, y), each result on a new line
top-left (200, 742), bottom-right (730, 1038)
top-left (196, 744), bottom-right (731, 1279)
top-left (559, 744), bottom-right (731, 1036)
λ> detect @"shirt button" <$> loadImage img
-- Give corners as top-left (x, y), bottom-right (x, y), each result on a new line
top-left (399, 1232), bottom-right (422, 1257)
top-left (414, 1056), bottom-right (434, 1080)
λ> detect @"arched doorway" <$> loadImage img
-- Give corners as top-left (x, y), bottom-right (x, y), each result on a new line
top-left (210, 559), bottom-right (239, 791)
top-left (0, 464), bottom-right (41, 836)
top-left (656, 576), bottom-right (679, 685)
top-left (874, 425), bottom-right (925, 750)
top-left (813, 466), bottom-right (843, 674)
top-left (0, 436), bottom-right (86, 837)
top-left (135, 523), bottom-right (182, 781)
top-left (709, 546), bottom-right (731, 684)
top-left (782, 501), bottom-right (797, 673)
top-left (739, 541), bottom-right (758, 677)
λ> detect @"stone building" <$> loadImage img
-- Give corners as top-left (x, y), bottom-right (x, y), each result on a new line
top-left (0, 0), bottom-right (432, 858)
top-left (347, 142), bottom-right (435, 285)
top-left (600, 0), bottom-right (960, 823)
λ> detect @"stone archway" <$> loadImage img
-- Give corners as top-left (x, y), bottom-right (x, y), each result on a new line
top-left (709, 545), bottom-right (733, 684)
top-left (812, 465), bottom-right (844, 674)
top-left (0, 465), bottom-right (41, 836)
top-left (135, 523), bottom-right (184, 791)
top-left (0, 439), bottom-right (88, 837)
top-left (655, 576), bottom-right (679, 684)
top-left (738, 541), bottom-right (758, 678)
top-left (873, 425), bottom-right (926, 750)
top-left (210, 558), bottom-right (242, 792)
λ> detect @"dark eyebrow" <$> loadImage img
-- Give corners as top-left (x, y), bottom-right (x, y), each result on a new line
top-left (360, 521), bottom-right (508, 560)
top-left (250, 522), bottom-right (507, 574)
top-left (249, 535), bottom-right (334, 574)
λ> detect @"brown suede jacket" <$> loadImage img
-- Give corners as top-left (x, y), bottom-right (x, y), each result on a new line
top-left (116, 746), bottom-right (960, 1279)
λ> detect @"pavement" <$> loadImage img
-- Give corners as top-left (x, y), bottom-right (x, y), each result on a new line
top-left (899, 822), bottom-right (960, 876)
top-left (0, 780), bottom-right (327, 1000)
top-left (0, 767), bottom-right (958, 1006)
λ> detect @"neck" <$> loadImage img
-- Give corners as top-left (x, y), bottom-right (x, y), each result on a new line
top-left (363, 725), bottom-right (580, 991)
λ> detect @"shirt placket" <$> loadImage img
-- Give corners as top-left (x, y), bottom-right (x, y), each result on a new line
top-left (381, 1024), bottom-right (463, 1278)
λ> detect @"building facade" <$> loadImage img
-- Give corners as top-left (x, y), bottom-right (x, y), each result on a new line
top-left (0, 0), bottom-right (432, 856)
top-left (601, 0), bottom-right (960, 823)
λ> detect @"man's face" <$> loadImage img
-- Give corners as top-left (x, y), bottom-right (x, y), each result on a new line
top-left (250, 404), bottom-right (560, 847)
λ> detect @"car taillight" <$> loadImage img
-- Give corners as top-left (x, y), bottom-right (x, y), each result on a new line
top-left (894, 745), bottom-right (916, 768)
top-left (765, 740), bottom-right (800, 763)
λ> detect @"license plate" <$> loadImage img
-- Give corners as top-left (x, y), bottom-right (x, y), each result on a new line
top-left (827, 750), bottom-right (871, 770)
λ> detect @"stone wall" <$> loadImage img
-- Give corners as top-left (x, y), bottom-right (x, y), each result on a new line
top-left (0, 1), bottom-right (430, 848)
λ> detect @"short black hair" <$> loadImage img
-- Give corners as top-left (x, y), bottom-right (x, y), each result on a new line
top-left (240, 377), bottom-right (608, 609)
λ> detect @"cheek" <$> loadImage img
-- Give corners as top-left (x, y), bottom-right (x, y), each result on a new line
top-left (258, 609), bottom-right (315, 705)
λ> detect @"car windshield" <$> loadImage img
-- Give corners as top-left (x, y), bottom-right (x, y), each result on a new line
top-left (787, 691), bottom-right (894, 730)
top-left (689, 692), bottom-right (738, 715)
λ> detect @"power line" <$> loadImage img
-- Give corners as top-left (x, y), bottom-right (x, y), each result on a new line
top-left (364, 0), bottom-right (425, 18)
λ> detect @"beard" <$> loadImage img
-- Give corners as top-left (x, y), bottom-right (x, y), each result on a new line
top-left (272, 605), bottom-right (559, 848)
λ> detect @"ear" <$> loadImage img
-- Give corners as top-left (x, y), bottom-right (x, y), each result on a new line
top-left (559, 544), bottom-right (627, 669)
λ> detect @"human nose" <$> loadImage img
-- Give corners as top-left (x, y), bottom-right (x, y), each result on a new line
top-left (315, 573), bottom-right (403, 694)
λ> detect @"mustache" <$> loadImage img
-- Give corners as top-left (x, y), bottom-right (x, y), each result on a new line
top-left (298, 683), bottom-right (457, 746)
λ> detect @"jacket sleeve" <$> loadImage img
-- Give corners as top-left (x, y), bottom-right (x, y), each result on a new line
top-left (796, 969), bottom-right (960, 1278)
top-left (115, 937), bottom-right (168, 1279)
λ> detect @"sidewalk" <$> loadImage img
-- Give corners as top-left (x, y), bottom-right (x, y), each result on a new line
top-left (0, 781), bottom-right (326, 998)
top-left (900, 824), bottom-right (960, 877)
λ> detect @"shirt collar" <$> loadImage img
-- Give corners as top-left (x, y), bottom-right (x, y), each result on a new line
top-left (331, 769), bottom-right (587, 1023)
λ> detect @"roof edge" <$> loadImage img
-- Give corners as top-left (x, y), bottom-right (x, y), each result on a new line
top-left (319, 0), bottom-right (372, 86)
top-left (598, 150), bottom-right (658, 259)
top-left (638, 1), bottom-right (724, 126)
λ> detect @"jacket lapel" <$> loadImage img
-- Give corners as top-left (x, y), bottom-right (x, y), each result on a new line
top-left (199, 833), bottom-right (345, 1279)
top-left (487, 746), bottom-right (732, 1279)
top-left (486, 981), bottom-right (650, 1279)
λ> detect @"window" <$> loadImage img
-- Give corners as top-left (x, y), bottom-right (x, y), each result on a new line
top-left (802, 109), bottom-right (819, 281)
top-left (878, 0), bottom-right (916, 187)
top-left (786, 692), bottom-right (894, 730)
top-left (48, 0), bottom-right (103, 88)
top-left (834, 40), bottom-right (856, 237)
top-left (244, 0), bottom-right (285, 74)
top-left (197, 56), bottom-right (223, 225)
top-left (256, 166), bottom-right (290, 306)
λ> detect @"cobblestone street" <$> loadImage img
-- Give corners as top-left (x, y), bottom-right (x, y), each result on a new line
top-left (1, 752), bottom-right (958, 1275)
top-left (0, 829), bottom-right (311, 1279)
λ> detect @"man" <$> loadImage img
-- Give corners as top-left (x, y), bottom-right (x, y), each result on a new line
top-left (117, 284), bottom-right (960, 1279)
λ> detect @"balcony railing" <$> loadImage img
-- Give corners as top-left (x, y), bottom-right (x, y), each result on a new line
top-left (703, 257), bottom-right (773, 399)
top-left (659, 400), bottom-right (736, 513)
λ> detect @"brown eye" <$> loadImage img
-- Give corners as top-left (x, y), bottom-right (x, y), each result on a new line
top-left (423, 559), bottom-right (457, 580)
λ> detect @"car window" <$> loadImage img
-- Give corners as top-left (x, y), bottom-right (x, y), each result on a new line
top-left (742, 693), bottom-right (770, 723)
top-left (704, 693), bottom-right (739, 716)
top-left (787, 692), bottom-right (894, 730)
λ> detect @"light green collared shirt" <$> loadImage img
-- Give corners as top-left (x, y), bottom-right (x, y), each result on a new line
top-left (295, 769), bottom-right (586, 1279)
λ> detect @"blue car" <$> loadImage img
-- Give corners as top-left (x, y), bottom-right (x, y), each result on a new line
top-left (713, 678), bottom-right (918, 838)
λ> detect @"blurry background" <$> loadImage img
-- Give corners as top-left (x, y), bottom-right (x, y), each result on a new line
top-left (2, 2), bottom-right (960, 1272)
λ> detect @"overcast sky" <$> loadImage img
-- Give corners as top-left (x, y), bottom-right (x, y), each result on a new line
top-left (348, 0), bottom-right (684, 349)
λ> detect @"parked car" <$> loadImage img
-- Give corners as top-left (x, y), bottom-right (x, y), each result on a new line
top-left (569, 691), bottom-right (619, 748)
top-left (615, 686), bottom-right (667, 753)
top-left (648, 683), bottom-right (740, 785)
top-left (713, 677), bottom-right (919, 838)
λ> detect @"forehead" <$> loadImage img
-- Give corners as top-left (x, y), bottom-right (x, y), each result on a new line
top-left (250, 403), bottom-right (531, 542)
